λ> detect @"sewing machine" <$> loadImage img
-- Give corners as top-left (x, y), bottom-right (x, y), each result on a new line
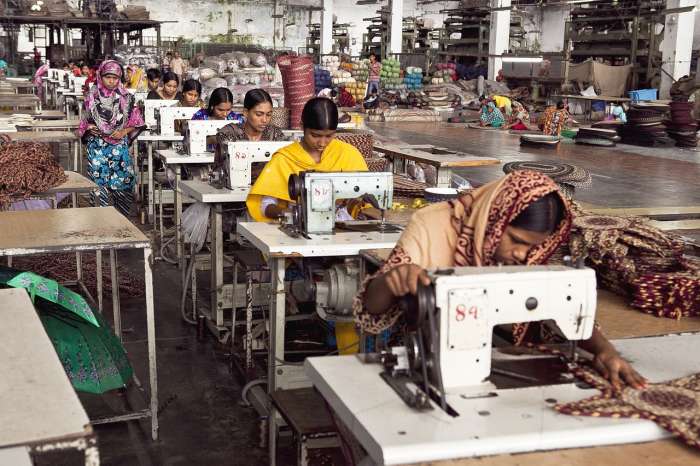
top-left (180, 120), bottom-right (232, 156)
top-left (144, 99), bottom-right (178, 129)
top-left (158, 106), bottom-right (200, 136)
top-left (69, 76), bottom-right (87, 93)
top-left (215, 140), bottom-right (290, 189)
top-left (305, 264), bottom-right (606, 464)
top-left (284, 171), bottom-right (396, 236)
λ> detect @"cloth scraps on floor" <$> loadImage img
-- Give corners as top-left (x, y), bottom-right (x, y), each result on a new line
top-left (0, 141), bottom-right (67, 208)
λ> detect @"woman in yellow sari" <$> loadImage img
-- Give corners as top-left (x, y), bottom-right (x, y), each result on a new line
top-left (125, 65), bottom-right (147, 92)
top-left (246, 97), bottom-right (368, 354)
top-left (246, 97), bottom-right (368, 222)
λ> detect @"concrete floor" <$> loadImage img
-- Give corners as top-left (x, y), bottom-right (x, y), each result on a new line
top-left (36, 121), bottom-right (700, 466)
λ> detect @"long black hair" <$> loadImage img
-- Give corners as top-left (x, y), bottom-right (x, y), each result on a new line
top-left (161, 71), bottom-right (179, 86)
top-left (511, 192), bottom-right (566, 233)
top-left (146, 68), bottom-right (161, 81)
top-left (207, 87), bottom-right (234, 115)
top-left (301, 97), bottom-right (338, 130)
top-left (243, 88), bottom-right (273, 110)
top-left (182, 79), bottom-right (202, 96)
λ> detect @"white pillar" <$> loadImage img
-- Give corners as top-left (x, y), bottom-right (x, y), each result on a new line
top-left (388, 0), bottom-right (404, 56)
top-left (320, 0), bottom-right (334, 55)
top-left (660, 0), bottom-right (696, 99)
top-left (487, 0), bottom-right (511, 81)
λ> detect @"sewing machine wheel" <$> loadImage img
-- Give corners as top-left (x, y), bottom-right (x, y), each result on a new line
top-left (288, 173), bottom-right (303, 201)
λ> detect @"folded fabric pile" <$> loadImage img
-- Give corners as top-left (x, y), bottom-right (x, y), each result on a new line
top-left (619, 103), bottom-right (673, 147)
top-left (503, 160), bottom-right (591, 198)
top-left (666, 101), bottom-right (698, 148)
top-left (0, 142), bottom-right (67, 208)
top-left (433, 63), bottom-right (457, 82)
top-left (574, 127), bottom-right (620, 147)
top-left (559, 213), bottom-right (699, 319)
top-left (404, 67), bottom-right (423, 91)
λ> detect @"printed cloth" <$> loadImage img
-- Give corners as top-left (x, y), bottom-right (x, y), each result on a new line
top-left (191, 108), bottom-right (243, 123)
top-left (86, 137), bottom-right (135, 192)
top-left (541, 106), bottom-right (569, 136)
top-left (480, 102), bottom-right (505, 127)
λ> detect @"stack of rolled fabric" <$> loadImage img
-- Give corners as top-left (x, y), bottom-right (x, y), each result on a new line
top-left (557, 214), bottom-right (700, 320)
top-left (574, 127), bottom-right (620, 147)
top-left (619, 103), bottom-right (673, 147)
top-left (666, 101), bottom-right (698, 148)
top-left (502, 161), bottom-right (591, 198)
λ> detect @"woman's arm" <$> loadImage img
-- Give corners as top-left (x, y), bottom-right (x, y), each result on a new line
top-left (579, 327), bottom-right (647, 389)
top-left (364, 264), bottom-right (430, 315)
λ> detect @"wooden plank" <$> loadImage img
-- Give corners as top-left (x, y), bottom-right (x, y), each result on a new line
top-left (34, 171), bottom-right (97, 195)
top-left (0, 207), bottom-right (149, 254)
top-left (0, 289), bottom-right (92, 448)
top-left (8, 131), bottom-right (77, 143)
top-left (14, 120), bottom-right (80, 130)
top-left (374, 143), bottom-right (500, 168)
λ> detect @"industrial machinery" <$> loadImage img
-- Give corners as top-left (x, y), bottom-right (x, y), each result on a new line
top-left (179, 120), bottom-right (232, 156)
top-left (143, 99), bottom-right (178, 129)
top-left (283, 171), bottom-right (396, 237)
top-left (372, 265), bottom-right (597, 411)
top-left (158, 106), bottom-right (200, 136)
top-left (214, 140), bottom-right (290, 189)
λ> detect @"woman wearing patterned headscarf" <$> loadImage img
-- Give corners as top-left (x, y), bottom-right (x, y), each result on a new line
top-left (354, 171), bottom-right (647, 390)
top-left (479, 96), bottom-right (505, 128)
top-left (78, 60), bottom-right (144, 215)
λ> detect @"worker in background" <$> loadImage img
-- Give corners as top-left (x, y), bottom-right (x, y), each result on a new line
top-left (0, 56), bottom-right (8, 77)
top-left (191, 88), bottom-right (242, 122)
top-left (492, 94), bottom-right (512, 117)
top-left (179, 79), bottom-right (204, 108)
top-left (540, 101), bottom-right (569, 136)
top-left (78, 60), bottom-right (144, 216)
top-left (170, 51), bottom-right (187, 88)
top-left (126, 64), bottom-right (147, 92)
top-left (356, 170), bottom-right (648, 391)
top-left (147, 71), bottom-right (181, 100)
top-left (504, 100), bottom-right (531, 131)
top-left (33, 48), bottom-right (41, 70)
top-left (610, 103), bottom-right (627, 123)
top-left (367, 53), bottom-right (381, 96)
top-left (478, 95), bottom-right (505, 128)
top-left (146, 68), bottom-right (161, 94)
top-left (246, 97), bottom-right (368, 355)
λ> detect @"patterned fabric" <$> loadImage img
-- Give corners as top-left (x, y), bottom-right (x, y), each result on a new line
top-left (541, 106), bottom-right (569, 136)
top-left (78, 60), bottom-right (144, 145)
top-left (480, 102), bottom-right (505, 127)
top-left (335, 133), bottom-right (375, 160)
top-left (86, 138), bottom-right (135, 190)
top-left (511, 100), bottom-right (530, 122)
top-left (191, 108), bottom-right (243, 123)
top-left (555, 356), bottom-right (700, 449)
top-left (354, 171), bottom-right (573, 339)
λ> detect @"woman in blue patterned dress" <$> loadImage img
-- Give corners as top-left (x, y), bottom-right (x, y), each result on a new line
top-left (78, 60), bottom-right (144, 215)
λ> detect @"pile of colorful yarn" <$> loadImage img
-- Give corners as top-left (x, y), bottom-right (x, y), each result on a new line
top-left (434, 62), bottom-right (457, 81)
top-left (380, 58), bottom-right (403, 90)
top-left (404, 67), bottom-right (423, 91)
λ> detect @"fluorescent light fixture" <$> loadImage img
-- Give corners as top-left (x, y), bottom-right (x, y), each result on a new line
top-left (501, 55), bottom-right (543, 63)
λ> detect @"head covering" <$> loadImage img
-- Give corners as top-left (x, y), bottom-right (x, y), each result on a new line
top-left (450, 170), bottom-right (571, 268)
top-left (78, 60), bottom-right (142, 144)
top-left (126, 65), bottom-right (146, 91)
top-left (480, 101), bottom-right (505, 127)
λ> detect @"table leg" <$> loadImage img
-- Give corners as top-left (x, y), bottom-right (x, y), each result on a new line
top-left (148, 142), bottom-right (154, 224)
top-left (96, 250), bottom-right (103, 313)
top-left (73, 141), bottom-right (79, 173)
top-left (211, 203), bottom-right (224, 327)
top-left (268, 257), bottom-right (286, 466)
top-left (110, 249), bottom-right (122, 340)
top-left (84, 436), bottom-right (100, 466)
top-left (143, 247), bottom-right (159, 441)
top-left (65, 98), bottom-right (70, 120)
top-left (174, 164), bottom-right (183, 269)
top-left (436, 167), bottom-right (452, 188)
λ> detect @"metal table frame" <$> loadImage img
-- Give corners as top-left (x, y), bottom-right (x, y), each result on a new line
top-left (0, 207), bottom-right (159, 440)
top-left (137, 133), bottom-right (184, 224)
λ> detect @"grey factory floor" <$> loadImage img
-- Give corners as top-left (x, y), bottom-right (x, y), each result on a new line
top-left (33, 120), bottom-right (700, 466)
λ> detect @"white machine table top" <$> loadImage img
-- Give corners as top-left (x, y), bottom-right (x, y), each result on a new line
top-left (0, 206), bottom-right (149, 255)
top-left (155, 149), bottom-right (214, 165)
top-left (0, 289), bottom-right (92, 448)
top-left (237, 222), bottom-right (401, 258)
top-left (15, 119), bottom-right (80, 130)
top-left (306, 333), bottom-right (700, 465)
top-left (137, 131), bottom-right (184, 142)
top-left (180, 180), bottom-right (249, 203)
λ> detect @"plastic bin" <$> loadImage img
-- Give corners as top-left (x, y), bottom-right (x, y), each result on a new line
top-left (628, 89), bottom-right (658, 102)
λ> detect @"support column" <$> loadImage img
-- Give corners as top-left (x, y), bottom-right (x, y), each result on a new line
top-left (487, 0), bottom-right (511, 81)
top-left (388, 0), bottom-right (403, 56)
top-left (660, 0), bottom-right (696, 99)
top-left (320, 0), bottom-right (334, 55)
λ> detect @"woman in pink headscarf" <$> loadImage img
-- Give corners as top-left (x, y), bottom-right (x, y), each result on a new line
top-left (33, 62), bottom-right (49, 102)
top-left (78, 60), bottom-right (144, 215)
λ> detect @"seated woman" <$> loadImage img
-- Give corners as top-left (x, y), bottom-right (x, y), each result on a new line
top-left (504, 100), bottom-right (531, 131)
top-left (355, 170), bottom-right (647, 390)
top-left (479, 96), bottom-right (505, 128)
top-left (146, 68), bottom-right (161, 94)
top-left (246, 97), bottom-right (368, 223)
top-left (540, 101), bottom-right (569, 136)
top-left (146, 71), bottom-right (181, 101)
top-left (179, 79), bottom-right (204, 108)
top-left (126, 65), bottom-right (147, 92)
top-left (492, 94), bottom-right (512, 117)
top-left (192, 88), bottom-right (243, 122)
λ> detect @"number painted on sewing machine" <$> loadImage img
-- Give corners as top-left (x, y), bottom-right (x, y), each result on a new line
top-left (309, 179), bottom-right (334, 211)
top-left (455, 304), bottom-right (479, 322)
top-left (235, 151), bottom-right (248, 160)
top-left (448, 288), bottom-right (491, 351)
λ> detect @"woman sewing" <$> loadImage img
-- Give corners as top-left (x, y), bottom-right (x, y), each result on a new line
top-left (78, 60), bottom-right (144, 215)
top-left (245, 97), bottom-right (367, 223)
top-left (191, 88), bottom-right (242, 122)
top-left (180, 79), bottom-right (204, 108)
top-left (214, 89), bottom-right (288, 181)
top-left (355, 171), bottom-right (647, 390)
top-left (146, 71), bottom-right (181, 101)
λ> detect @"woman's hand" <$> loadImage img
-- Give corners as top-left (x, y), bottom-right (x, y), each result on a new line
top-left (382, 264), bottom-right (431, 298)
top-left (87, 125), bottom-right (100, 136)
top-left (111, 128), bottom-right (128, 140)
top-left (592, 349), bottom-right (648, 390)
